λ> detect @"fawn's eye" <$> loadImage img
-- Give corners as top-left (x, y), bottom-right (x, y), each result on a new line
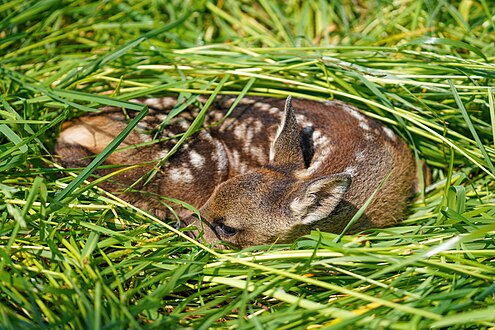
top-left (214, 222), bottom-right (238, 237)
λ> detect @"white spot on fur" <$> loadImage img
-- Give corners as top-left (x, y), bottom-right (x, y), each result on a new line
top-left (240, 98), bottom-right (256, 105)
top-left (234, 123), bottom-right (247, 140)
top-left (59, 125), bottom-right (94, 148)
top-left (365, 133), bottom-right (374, 141)
top-left (222, 98), bottom-right (236, 108)
top-left (157, 148), bottom-right (171, 160)
top-left (359, 121), bottom-right (370, 131)
top-left (306, 154), bottom-right (327, 174)
top-left (382, 127), bottom-right (397, 141)
top-left (239, 162), bottom-right (249, 173)
top-left (232, 149), bottom-right (241, 168)
top-left (229, 149), bottom-right (249, 173)
top-left (138, 133), bottom-right (152, 143)
top-left (197, 95), bottom-right (209, 103)
top-left (245, 129), bottom-right (254, 145)
top-left (344, 105), bottom-right (366, 121)
top-left (314, 132), bottom-right (329, 146)
top-left (156, 113), bottom-right (167, 122)
top-left (250, 146), bottom-right (266, 163)
top-left (296, 114), bottom-right (313, 127)
top-left (189, 150), bottom-right (205, 168)
top-left (201, 129), bottom-right (213, 141)
top-left (355, 150), bottom-right (366, 161)
top-left (169, 167), bottom-right (193, 183)
top-left (254, 102), bottom-right (271, 111)
top-left (168, 168), bottom-right (181, 182)
top-left (212, 139), bottom-right (228, 172)
top-left (306, 135), bottom-right (331, 174)
top-left (198, 131), bottom-right (227, 173)
top-left (344, 105), bottom-right (371, 132)
top-left (211, 111), bottom-right (224, 122)
top-left (344, 166), bottom-right (358, 177)
top-left (178, 120), bottom-right (190, 131)
top-left (295, 114), bottom-right (305, 122)
top-left (218, 117), bottom-right (236, 133)
top-left (136, 122), bottom-right (148, 130)
top-left (252, 120), bottom-right (263, 133)
top-left (137, 97), bottom-right (178, 109)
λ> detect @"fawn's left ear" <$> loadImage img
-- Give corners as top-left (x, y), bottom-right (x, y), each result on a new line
top-left (289, 173), bottom-right (352, 225)
top-left (269, 96), bottom-right (305, 170)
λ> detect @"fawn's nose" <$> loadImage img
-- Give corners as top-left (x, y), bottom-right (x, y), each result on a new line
top-left (178, 213), bottom-right (227, 246)
top-left (176, 213), bottom-right (198, 239)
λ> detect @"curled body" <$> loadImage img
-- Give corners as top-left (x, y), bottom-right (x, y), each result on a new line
top-left (56, 95), bottom-right (417, 248)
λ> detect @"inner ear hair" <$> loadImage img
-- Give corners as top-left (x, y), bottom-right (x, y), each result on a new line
top-left (290, 174), bottom-right (352, 225)
top-left (300, 125), bottom-right (315, 168)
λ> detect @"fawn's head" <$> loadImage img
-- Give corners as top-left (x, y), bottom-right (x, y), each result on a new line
top-left (185, 97), bottom-right (351, 248)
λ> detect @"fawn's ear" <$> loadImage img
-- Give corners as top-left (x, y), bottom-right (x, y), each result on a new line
top-left (269, 96), bottom-right (305, 170)
top-left (290, 174), bottom-right (351, 225)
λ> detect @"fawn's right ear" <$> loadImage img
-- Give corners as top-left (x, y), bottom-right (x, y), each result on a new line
top-left (269, 96), bottom-right (305, 170)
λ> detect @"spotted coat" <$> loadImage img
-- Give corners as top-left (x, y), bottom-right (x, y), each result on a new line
top-left (56, 96), bottom-right (417, 246)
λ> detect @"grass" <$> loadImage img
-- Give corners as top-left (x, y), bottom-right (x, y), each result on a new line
top-left (1, 0), bottom-right (495, 328)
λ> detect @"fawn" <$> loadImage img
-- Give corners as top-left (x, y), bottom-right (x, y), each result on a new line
top-left (56, 95), bottom-right (417, 248)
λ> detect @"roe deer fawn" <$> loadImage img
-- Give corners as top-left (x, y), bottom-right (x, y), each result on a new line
top-left (56, 95), bottom-right (417, 248)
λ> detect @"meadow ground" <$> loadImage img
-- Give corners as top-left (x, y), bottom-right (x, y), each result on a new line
top-left (1, 1), bottom-right (495, 329)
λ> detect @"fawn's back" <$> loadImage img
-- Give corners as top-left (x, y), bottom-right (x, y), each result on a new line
top-left (56, 96), bottom-right (417, 247)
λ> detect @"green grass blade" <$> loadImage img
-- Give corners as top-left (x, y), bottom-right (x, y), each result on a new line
top-left (431, 305), bottom-right (495, 328)
top-left (449, 79), bottom-right (495, 176)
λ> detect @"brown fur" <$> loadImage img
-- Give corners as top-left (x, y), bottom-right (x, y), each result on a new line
top-left (55, 96), bottom-right (417, 248)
